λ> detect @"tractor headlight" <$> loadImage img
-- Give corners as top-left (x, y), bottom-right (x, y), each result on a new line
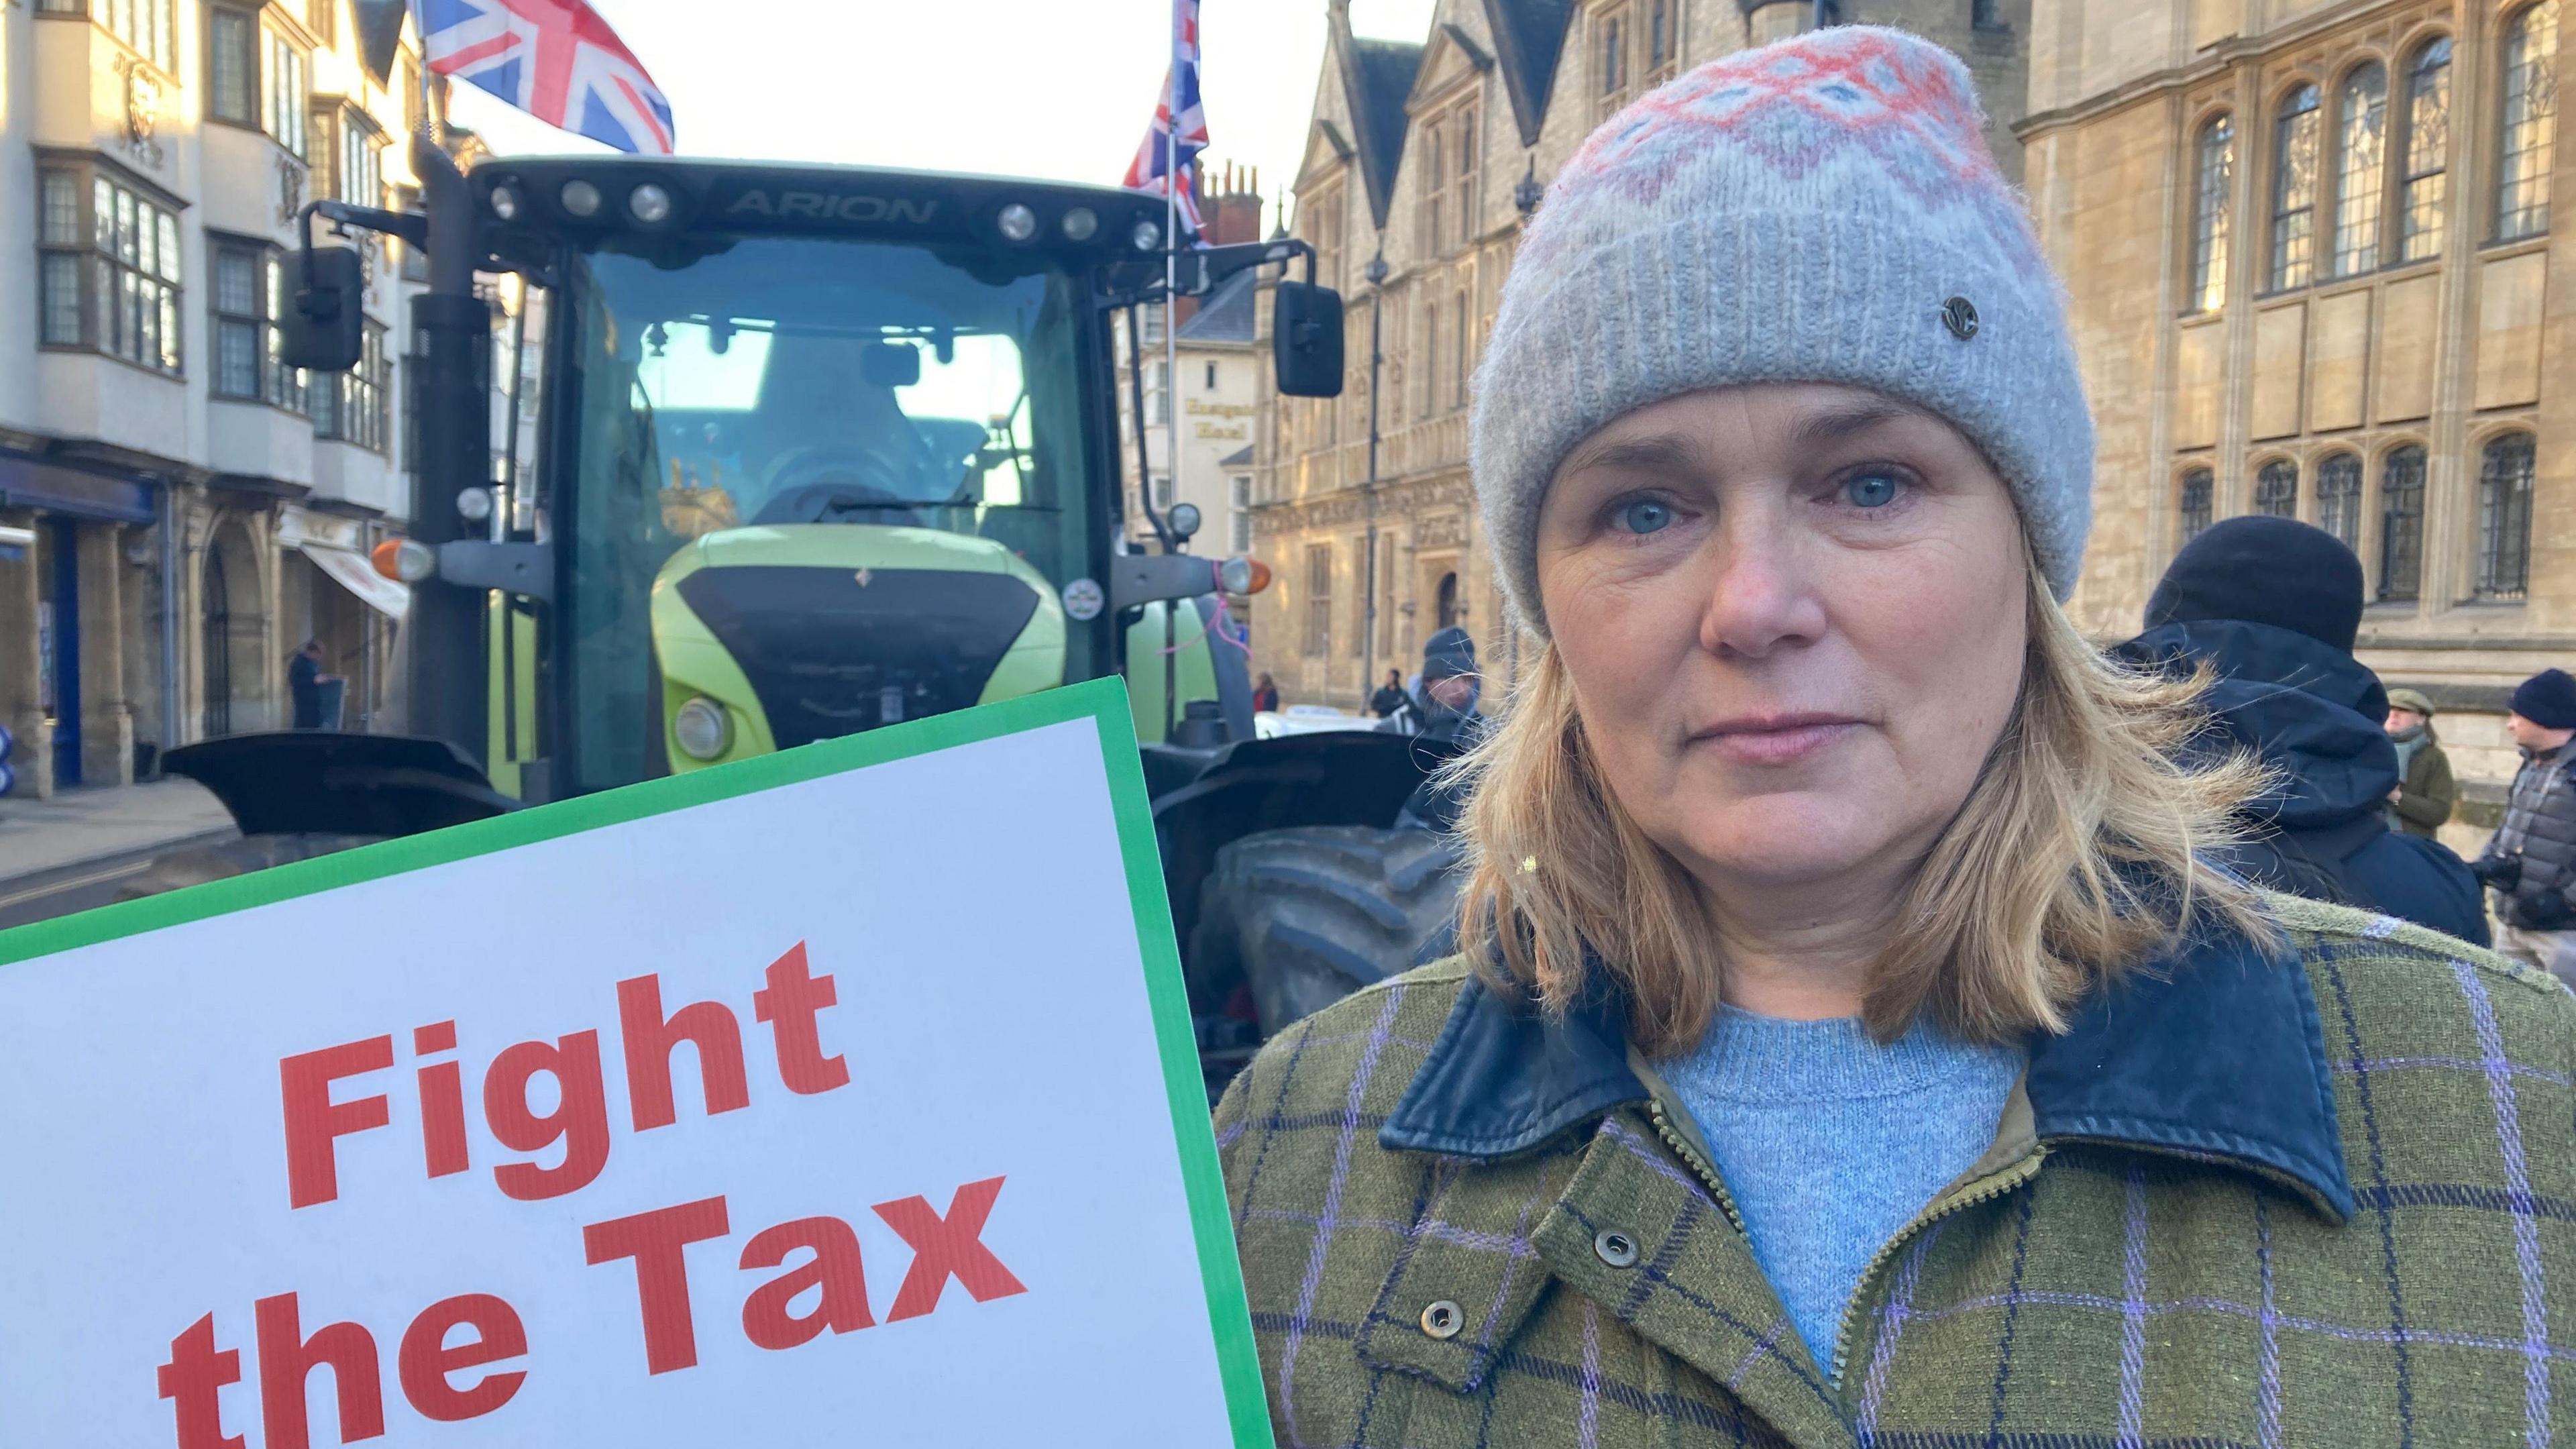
top-left (672, 696), bottom-right (732, 761)
top-left (559, 179), bottom-right (603, 219)
top-left (628, 182), bottom-right (674, 225)
top-left (996, 203), bottom-right (1038, 242)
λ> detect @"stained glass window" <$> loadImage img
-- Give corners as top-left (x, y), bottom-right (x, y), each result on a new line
top-left (2498, 2), bottom-right (2558, 240)
top-left (2398, 38), bottom-right (2450, 260)
top-left (2190, 115), bottom-right (2235, 311)
top-left (2332, 64), bottom-right (2385, 275)
top-left (2272, 85), bottom-right (2322, 289)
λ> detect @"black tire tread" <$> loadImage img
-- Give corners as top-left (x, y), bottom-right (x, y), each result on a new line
top-left (1189, 825), bottom-right (1463, 1038)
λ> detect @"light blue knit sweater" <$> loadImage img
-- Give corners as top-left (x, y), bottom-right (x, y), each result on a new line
top-left (1658, 1006), bottom-right (2022, 1377)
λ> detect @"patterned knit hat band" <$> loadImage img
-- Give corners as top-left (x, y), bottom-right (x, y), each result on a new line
top-left (1470, 26), bottom-right (2095, 638)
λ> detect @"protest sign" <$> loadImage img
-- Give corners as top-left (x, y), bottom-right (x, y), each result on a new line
top-left (0, 678), bottom-right (1269, 1448)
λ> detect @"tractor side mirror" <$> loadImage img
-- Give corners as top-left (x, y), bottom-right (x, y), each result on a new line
top-left (1273, 280), bottom-right (1344, 398)
top-left (278, 246), bottom-right (366, 372)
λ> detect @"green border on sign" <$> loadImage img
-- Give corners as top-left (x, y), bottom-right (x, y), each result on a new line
top-left (0, 676), bottom-right (1275, 1448)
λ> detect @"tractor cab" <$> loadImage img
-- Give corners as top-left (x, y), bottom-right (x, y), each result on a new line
top-left (304, 154), bottom-right (1337, 800)
top-left (522, 162), bottom-right (1126, 790)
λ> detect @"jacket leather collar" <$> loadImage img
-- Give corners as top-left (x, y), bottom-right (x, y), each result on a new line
top-left (1379, 922), bottom-right (2356, 1223)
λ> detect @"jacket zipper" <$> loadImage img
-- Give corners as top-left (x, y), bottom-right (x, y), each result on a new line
top-left (1825, 1147), bottom-right (2047, 1388)
top-left (1648, 1094), bottom-right (2047, 1393)
top-left (1645, 1095), bottom-right (1750, 1235)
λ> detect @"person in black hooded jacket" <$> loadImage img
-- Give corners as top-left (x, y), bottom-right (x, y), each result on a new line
top-left (1390, 627), bottom-right (1489, 834)
top-left (2112, 516), bottom-right (2489, 945)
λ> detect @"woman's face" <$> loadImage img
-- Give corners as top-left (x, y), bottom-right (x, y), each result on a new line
top-left (1535, 383), bottom-right (2030, 898)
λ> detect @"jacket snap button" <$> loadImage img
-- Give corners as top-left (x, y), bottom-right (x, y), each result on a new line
top-left (1420, 1300), bottom-right (1464, 1340)
top-left (1941, 295), bottom-right (1980, 339)
top-left (1595, 1229), bottom-right (1640, 1268)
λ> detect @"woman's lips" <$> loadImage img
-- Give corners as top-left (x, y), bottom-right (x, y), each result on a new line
top-left (1688, 714), bottom-right (1864, 766)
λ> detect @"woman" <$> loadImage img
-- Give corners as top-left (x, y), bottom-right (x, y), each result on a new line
top-left (1252, 672), bottom-right (1281, 714)
top-left (1216, 28), bottom-right (2569, 1446)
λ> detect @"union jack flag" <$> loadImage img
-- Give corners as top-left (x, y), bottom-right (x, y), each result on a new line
top-left (413, 0), bottom-right (675, 156)
top-left (1120, 0), bottom-right (1208, 242)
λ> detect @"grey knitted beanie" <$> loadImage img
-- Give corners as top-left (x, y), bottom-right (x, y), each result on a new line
top-left (1471, 25), bottom-right (2093, 637)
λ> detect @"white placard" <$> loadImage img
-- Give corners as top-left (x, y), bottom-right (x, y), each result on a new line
top-left (0, 682), bottom-right (1266, 1448)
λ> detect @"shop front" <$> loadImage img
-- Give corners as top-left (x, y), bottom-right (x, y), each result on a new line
top-left (276, 506), bottom-right (409, 733)
top-left (0, 452), bottom-right (160, 796)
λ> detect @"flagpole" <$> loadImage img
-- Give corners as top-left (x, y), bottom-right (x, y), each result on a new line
top-left (1162, 0), bottom-right (1184, 744)
top-left (1163, 0), bottom-right (1182, 560)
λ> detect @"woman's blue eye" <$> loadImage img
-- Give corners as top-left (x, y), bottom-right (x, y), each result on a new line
top-left (1615, 500), bottom-right (1673, 534)
top-left (1844, 474), bottom-right (1901, 508)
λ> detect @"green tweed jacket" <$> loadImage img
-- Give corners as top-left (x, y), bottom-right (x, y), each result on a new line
top-left (1213, 897), bottom-right (2576, 1447)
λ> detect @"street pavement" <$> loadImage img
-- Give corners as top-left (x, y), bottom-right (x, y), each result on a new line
top-left (0, 780), bottom-right (238, 930)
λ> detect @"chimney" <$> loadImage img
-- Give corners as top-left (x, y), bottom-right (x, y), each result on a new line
top-left (1204, 160), bottom-right (1263, 248)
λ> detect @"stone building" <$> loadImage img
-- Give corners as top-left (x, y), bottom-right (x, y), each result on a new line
top-left (2025, 0), bottom-right (2566, 843)
top-left (1251, 0), bottom-right (2033, 710)
top-left (0, 0), bottom-right (442, 796)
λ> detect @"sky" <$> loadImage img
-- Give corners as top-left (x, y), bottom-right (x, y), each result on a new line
top-left (447, 0), bottom-right (1443, 231)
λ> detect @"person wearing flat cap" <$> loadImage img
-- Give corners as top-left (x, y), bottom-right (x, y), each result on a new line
top-left (2381, 686), bottom-right (2455, 839)
top-left (2474, 667), bottom-right (2576, 983)
top-left (1214, 25), bottom-right (2571, 1448)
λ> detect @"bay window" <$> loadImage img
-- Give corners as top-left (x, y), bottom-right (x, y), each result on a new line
top-left (37, 164), bottom-right (182, 376)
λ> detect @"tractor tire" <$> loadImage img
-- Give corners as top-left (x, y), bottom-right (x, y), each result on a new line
top-left (1189, 826), bottom-right (1464, 1041)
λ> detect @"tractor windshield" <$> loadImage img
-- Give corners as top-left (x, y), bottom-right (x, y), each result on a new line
top-left (556, 231), bottom-right (1107, 791)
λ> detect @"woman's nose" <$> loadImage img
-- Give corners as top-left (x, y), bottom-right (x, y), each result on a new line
top-left (1695, 523), bottom-right (1828, 661)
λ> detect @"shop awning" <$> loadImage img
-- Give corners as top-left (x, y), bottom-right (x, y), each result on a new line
top-left (302, 543), bottom-right (411, 621)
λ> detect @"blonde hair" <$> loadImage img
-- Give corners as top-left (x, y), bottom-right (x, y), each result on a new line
top-left (1450, 565), bottom-right (2272, 1053)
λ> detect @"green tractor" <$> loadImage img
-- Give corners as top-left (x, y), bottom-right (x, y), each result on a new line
top-left (131, 145), bottom-right (1464, 1090)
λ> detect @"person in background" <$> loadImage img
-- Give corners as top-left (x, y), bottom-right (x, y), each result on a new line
top-left (1383, 629), bottom-right (1480, 737)
top-left (1251, 672), bottom-right (1281, 714)
top-left (2473, 667), bottom-right (2576, 983)
top-left (1390, 627), bottom-right (1488, 833)
top-left (2112, 515), bottom-right (2485, 945)
top-left (2383, 687), bottom-right (2456, 839)
top-left (1370, 669), bottom-right (1408, 718)
top-left (287, 640), bottom-right (335, 731)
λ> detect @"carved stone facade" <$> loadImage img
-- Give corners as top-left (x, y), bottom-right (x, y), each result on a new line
top-left (2025, 0), bottom-right (2568, 844)
top-left (1253, 0), bottom-right (2034, 710)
